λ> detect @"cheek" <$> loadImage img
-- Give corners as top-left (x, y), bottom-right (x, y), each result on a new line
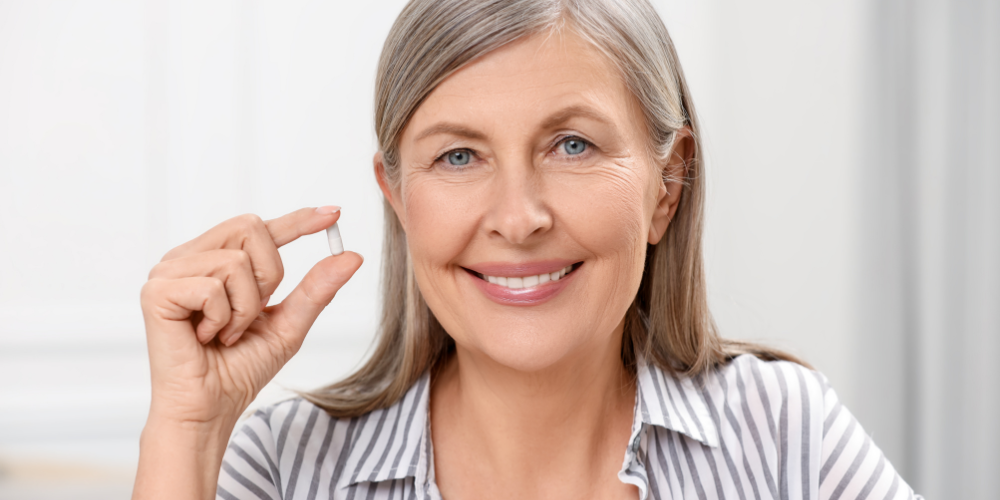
top-left (400, 176), bottom-right (483, 269)
top-left (550, 164), bottom-right (651, 263)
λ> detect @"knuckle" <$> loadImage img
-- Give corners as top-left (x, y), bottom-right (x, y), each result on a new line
top-left (223, 248), bottom-right (252, 271)
top-left (207, 277), bottom-right (227, 296)
top-left (234, 213), bottom-right (265, 233)
top-left (236, 249), bottom-right (253, 271)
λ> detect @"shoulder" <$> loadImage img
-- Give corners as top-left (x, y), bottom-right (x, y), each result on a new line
top-left (219, 374), bottom-right (432, 499)
top-left (691, 354), bottom-right (834, 455)
top-left (219, 398), bottom-right (354, 500)
top-left (703, 353), bottom-right (832, 416)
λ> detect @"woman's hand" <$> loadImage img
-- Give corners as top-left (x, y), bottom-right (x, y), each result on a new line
top-left (133, 207), bottom-right (362, 500)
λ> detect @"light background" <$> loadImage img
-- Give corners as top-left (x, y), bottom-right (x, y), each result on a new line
top-left (0, 1), bottom-right (996, 498)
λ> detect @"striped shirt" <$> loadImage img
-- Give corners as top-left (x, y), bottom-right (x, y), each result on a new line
top-left (217, 354), bottom-right (921, 499)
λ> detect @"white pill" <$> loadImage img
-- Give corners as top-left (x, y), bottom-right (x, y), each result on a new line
top-left (326, 222), bottom-right (344, 256)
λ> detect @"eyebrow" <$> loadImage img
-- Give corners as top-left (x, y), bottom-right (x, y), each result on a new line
top-left (414, 123), bottom-right (487, 142)
top-left (412, 105), bottom-right (617, 142)
top-left (538, 105), bottom-right (615, 130)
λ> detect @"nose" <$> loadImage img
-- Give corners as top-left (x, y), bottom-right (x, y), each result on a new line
top-left (482, 159), bottom-right (553, 245)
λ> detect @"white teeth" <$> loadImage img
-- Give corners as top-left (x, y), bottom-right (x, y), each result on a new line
top-left (482, 265), bottom-right (575, 289)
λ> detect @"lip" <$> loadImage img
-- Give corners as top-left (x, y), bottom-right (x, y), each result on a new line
top-left (464, 261), bottom-right (582, 307)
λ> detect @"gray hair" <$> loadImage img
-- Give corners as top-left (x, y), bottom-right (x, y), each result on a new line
top-left (304, 0), bottom-right (805, 417)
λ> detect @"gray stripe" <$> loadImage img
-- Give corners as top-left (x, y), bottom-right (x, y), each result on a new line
top-left (829, 434), bottom-right (872, 500)
top-left (217, 484), bottom-right (240, 500)
top-left (285, 405), bottom-right (321, 499)
top-left (365, 395), bottom-right (404, 482)
top-left (686, 423), bottom-right (724, 498)
top-left (328, 415), bottom-right (364, 496)
top-left (365, 479), bottom-right (381, 500)
top-left (406, 479), bottom-right (417, 500)
top-left (222, 460), bottom-right (277, 500)
top-left (344, 481), bottom-right (361, 500)
top-left (388, 375), bottom-right (428, 476)
top-left (648, 366), bottom-right (676, 430)
top-left (646, 449), bottom-right (664, 500)
top-left (750, 361), bottom-right (779, 445)
top-left (652, 427), bottom-right (675, 495)
top-left (385, 478), bottom-right (398, 500)
top-left (820, 417), bottom-right (859, 482)
top-left (795, 367), bottom-right (812, 500)
top-left (349, 406), bottom-right (392, 484)
top-left (699, 376), bottom-right (749, 500)
top-left (678, 434), bottom-right (708, 500)
top-left (719, 370), bottom-right (763, 500)
top-left (857, 453), bottom-right (887, 499)
top-left (735, 365), bottom-right (779, 498)
top-left (824, 401), bottom-right (844, 435)
top-left (640, 392), bottom-right (652, 425)
top-left (228, 442), bottom-right (273, 484)
top-left (662, 373), bottom-right (696, 439)
top-left (676, 376), bottom-right (710, 444)
top-left (775, 361), bottom-right (791, 500)
top-left (276, 399), bottom-right (303, 463)
top-left (306, 414), bottom-right (338, 500)
top-left (882, 472), bottom-right (900, 500)
top-left (665, 428), bottom-right (687, 492)
top-left (240, 424), bottom-right (281, 486)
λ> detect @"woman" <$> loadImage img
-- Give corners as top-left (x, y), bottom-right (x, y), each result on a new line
top-left (132, 0), bottom-right (920, 499)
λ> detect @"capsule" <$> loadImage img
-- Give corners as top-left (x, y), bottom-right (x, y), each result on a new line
top-left (326, 222), bottom-right (344, 256)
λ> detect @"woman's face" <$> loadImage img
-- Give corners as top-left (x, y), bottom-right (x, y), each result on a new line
top-left (380, 28), bottom-right (683, 372)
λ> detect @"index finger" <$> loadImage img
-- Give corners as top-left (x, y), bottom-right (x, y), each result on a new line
top-left (265, 206), bottom-right (341, 247)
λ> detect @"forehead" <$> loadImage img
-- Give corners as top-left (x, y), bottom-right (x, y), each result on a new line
top-left (402, 27), bottom-right (644, 141)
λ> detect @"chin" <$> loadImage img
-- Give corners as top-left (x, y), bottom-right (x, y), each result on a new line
top-left (457, 320), bottom-right (604, 373)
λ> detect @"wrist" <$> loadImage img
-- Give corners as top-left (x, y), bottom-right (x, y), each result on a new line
top-left (140, 413), bottom-right (237, 467)
top-left (133, 417), bottom-right (236, 500)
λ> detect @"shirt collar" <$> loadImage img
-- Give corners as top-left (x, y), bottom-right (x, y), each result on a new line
top-left (617, 356), bottom-right (720, 500)
top-left (344, 372), bottom-right (431, 488)
top-left (342, 356), bottom-right (720, 494)
top-left (633, 355), bottom-right (720, 448)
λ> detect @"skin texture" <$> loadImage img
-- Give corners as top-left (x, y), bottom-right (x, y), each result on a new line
top-left (376, 28), bottom-right (691, 499)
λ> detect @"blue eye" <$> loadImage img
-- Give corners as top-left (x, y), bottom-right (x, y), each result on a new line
top-left (446, 150), bottom-right (471, 166)
top-left (562, 138), bottom-right (587, 155)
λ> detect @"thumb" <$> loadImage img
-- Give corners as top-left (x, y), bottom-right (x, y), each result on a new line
top-left (265, 251), bottom-right (364, 348)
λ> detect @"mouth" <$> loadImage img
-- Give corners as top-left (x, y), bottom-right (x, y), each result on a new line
top-left (462, 261), bottom-right (583, 306)
top-left (464, 262), bottom-right (583, 289)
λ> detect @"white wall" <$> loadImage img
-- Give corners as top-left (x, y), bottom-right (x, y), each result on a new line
top-left (0, 0), bottom-right (876, 496)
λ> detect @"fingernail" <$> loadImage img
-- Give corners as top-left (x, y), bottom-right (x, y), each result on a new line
top-left (315, 205), bottom-right (341, 215)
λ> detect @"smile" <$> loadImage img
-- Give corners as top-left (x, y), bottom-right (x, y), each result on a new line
top-left (478, 265), bottom-right (573, 289)
top-left (463, 262), bottom-right (582, 306)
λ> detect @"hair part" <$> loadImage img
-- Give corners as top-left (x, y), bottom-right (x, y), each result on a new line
top-left (303, 0), bottom-right (808, 417)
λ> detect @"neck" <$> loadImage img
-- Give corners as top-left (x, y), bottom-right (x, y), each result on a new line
top-left (430, 321), bottom-right (636, 491)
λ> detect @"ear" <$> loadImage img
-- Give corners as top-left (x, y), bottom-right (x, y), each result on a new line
top-left (373, 152), bottom-right (407, 230)
top-left (648, 127), bottom-right (694, 245)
